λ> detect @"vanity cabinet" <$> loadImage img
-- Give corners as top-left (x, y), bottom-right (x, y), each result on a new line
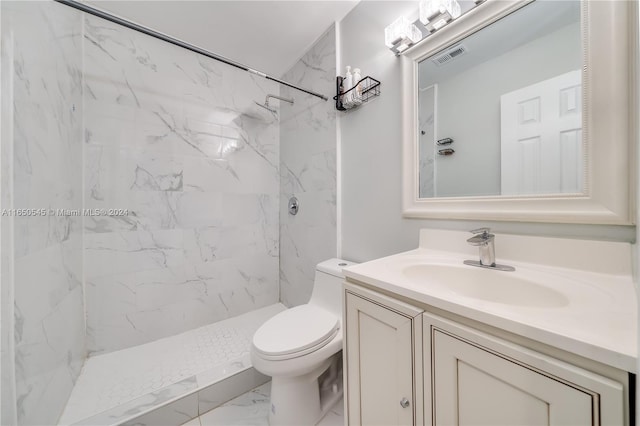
top-left (344, 283), bottom-right (629, 426)
top-left (425, 314), bottom-right (625, 426)
top-left (344, 284), bottom-right (424, 426)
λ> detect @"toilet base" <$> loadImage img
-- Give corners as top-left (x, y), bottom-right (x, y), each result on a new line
top-left (268, 354), bottom-right (342, 425)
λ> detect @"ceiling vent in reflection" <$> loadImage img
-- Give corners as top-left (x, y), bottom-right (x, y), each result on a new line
top-left (432, 44), bottom-right (468, 66)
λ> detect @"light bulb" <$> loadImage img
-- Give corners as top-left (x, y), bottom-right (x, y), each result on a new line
top-left (384, 16), bottom-right (422, 53)
top-left (419, 0), bottom-right (462, 32)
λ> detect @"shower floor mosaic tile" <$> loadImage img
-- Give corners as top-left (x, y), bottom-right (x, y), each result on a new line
top-left (184, 382), bottom-right (344, 426)
top-left (59, 304), bottom-right (285, 425)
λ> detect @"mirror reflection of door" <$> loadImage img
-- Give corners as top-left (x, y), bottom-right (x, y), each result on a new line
top-left (500, 70), bottom-right (582, 195)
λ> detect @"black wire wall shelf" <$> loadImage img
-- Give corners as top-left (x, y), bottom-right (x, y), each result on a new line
top-left (334, 76), bottom-right (381, 111)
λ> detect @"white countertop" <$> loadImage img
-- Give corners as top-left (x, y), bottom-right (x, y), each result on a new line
top-left (343, 230), bottom-right (638, 373)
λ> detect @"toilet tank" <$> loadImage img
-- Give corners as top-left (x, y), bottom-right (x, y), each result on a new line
top-left (309, 258), bottom-right (357, 318)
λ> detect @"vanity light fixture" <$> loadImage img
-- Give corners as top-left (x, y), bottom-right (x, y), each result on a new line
top-left (419, 0), bottom-right (462, 33)
top-left (385, 16), bottom-right (422, 54)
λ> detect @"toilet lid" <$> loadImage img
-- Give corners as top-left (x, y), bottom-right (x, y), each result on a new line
top-left (252, 305), bottom-right (339, 358)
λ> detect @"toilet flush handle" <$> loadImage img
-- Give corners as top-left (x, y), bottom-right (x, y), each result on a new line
top-left (400, 397), bottom-right (410, 408)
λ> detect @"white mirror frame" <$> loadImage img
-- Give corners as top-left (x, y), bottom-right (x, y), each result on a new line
top-left (401, 0), bottom-right (636, 224)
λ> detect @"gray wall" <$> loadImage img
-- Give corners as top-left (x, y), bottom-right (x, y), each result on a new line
top-left (338, 1), bottom-right (634, 263)
top-left (279, 26), bottom-right (337, 307)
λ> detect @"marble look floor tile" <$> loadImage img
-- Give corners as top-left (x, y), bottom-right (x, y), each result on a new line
top-left (198, 368), bottom-right (269, 416)
top-left (198, 382), bottom-right (344, 426)
top-left (199, 383), bottom-right (270, 426)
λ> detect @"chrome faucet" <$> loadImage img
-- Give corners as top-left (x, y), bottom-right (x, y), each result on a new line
top-left (467, 228), bottom-right (495, 266)
top-left (464, 228), bottom-right (515, 271)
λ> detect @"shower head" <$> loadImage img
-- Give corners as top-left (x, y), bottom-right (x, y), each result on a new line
top-left (255, 101), bottom-right (278, 114)
top-left (256, 94), bottom-right (294, 115)
top-left (245, 94), bottom-right (294, 122)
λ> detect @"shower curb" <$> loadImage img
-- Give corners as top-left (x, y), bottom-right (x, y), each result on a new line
top-left (69, 366), bottom-right (269, 426)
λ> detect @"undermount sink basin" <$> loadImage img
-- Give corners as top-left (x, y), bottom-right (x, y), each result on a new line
top-left (402, 263), bottom-right (570, 308)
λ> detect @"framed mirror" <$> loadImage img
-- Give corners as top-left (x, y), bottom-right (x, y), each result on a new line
top-left (401, 0), bottom-right (635, 224)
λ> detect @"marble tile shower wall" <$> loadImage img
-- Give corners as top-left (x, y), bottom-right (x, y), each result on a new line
top-left (279, 26), bottom-right (337, 306)
top-left (418, 86), bottom-right (435, 198)
top-left (1, 2), bottom-right (85, 425)
top-left (83, 15), bottom-right (281, 354)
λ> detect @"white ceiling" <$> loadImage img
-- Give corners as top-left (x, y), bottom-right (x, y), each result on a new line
top-left (85, 0), bottom-right (359, 77)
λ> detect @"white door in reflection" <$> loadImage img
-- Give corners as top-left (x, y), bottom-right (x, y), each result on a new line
top-left (500, 69), bottom-right (582, 195)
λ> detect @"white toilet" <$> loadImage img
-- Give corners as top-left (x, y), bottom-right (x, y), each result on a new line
top-left (251, 258), bottom-right (356, 425)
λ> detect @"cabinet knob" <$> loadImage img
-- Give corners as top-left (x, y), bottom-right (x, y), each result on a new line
top-left (400, 397), bottom-right (410, 408)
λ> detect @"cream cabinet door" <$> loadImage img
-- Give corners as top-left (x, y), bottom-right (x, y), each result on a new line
top-left (344, 286), bottom-right (423, 426)
top-left (424, 314), bottom-right (625, 426)
top-left (432, 329), bottom-right (592, 425)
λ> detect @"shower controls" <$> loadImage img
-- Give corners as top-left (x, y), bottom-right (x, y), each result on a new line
top-left (288, 197), bottom-right (299, 215)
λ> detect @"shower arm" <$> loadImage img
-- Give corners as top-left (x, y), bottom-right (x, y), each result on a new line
top-left (53, 0), bottom-right (329, 102)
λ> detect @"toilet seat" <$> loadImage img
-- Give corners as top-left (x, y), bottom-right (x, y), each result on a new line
top-left (252, 305), bottom-right (339, 361)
